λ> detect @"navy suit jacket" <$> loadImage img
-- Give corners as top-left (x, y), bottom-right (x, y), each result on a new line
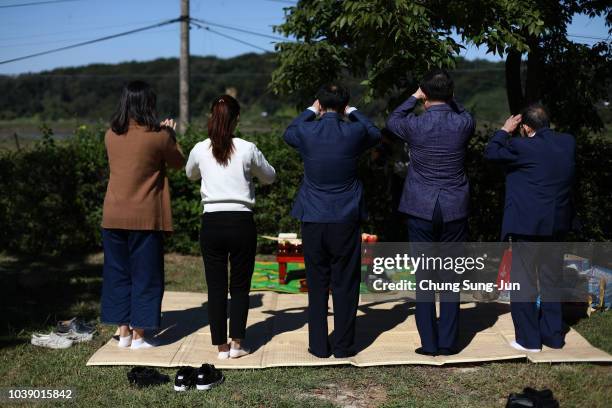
top-left (284, 109), bottom-right (381, 223)
top-left (386, 96), bottom-right (475, 221)
top-left (484, 128), bottom-right (575, 240)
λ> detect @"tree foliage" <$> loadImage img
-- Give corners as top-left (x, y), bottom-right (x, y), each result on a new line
top-left (271, 0), bottom-right (612, 134)
top-left (271, 0), bottom-right (461, 104)
top-left (447, 0), bottom-right (611, 135)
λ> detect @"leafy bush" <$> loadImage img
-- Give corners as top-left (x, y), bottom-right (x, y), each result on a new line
top-left (0, 125), bottom-right (610, 256)
top-left (0, 125), bottom-right (107, 255)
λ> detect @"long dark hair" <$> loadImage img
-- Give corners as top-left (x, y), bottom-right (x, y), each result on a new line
top-left (208, 95), bottom-right (240, 166)
top-left (110, 80), bottom-right (161, 135)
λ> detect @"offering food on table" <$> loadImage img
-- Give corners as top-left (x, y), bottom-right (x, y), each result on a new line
top-left (361, 233), bottom-right (378, 242)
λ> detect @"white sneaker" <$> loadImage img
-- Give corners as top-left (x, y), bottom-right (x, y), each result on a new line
top-left (31, 333), bottom-right (73, 349)
top-left (510, 340), bottom-right (541, 353)
top-left (229, 347), bottom-right (250, 359)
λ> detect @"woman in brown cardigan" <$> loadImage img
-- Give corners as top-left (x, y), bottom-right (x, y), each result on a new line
top-left (101, 81), bottom-right (185, 349)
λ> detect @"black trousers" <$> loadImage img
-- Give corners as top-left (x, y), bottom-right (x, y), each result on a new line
top-left (407, 200), bottom-right (468, 353)
top-left (510, 236), bottom-right (566, 349)
top-left (302, 221), bottom-right (361, 358)
top-left (200, 211), bottom-right (256, 345)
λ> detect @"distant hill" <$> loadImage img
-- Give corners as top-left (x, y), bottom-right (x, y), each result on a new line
top-left (0, 53), bottom-right (509, 123)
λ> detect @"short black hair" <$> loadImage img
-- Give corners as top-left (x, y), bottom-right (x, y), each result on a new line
top-left (420, 69), bottom-right (454, 102)
top-left (520, 103), bottom-right (550, 130)
top-left (316, 84), bottom-right (350, 112)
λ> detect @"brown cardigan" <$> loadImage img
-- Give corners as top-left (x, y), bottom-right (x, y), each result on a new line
top-left (102, 123), bottom-right (185, 232)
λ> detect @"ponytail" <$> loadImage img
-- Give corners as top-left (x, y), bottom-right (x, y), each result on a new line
top-left (208, 94), bottom-right (240, 166)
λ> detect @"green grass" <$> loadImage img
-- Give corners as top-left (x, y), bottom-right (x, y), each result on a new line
top-left (0, 253), bottom-right (611, 407)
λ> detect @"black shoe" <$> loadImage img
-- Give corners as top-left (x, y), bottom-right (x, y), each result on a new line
top-left (506, 387), bottom-right (559, 408)
top-left (196, 364), bottom-right (224, 390)
top-left (308, 348), bottom-right (331, 358)
top-left (174, 366), bottom-right (197, 392)
top-left (437, 348), bottom-right (458, 356)
top-left (127, 366), bottom-right (170, 388)
top-left (333, 350), bottom-right (356, 358)
top-left (415, 347), bottom-right (437, 356)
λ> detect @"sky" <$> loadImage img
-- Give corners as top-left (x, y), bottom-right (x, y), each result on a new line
top-left (0, 0), bottom-right (609, 75)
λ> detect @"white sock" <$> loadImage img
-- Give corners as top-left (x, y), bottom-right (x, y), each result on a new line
top-left (130, 337), bottom-right (155, 349)
top-left (230, 347), bottom-right (250, 358)
top-left (118, 335), bottom-right (132, 348)
top-left (510, 340), bottom-right (541, 353)
top-left (218, 350), bottom-right (230, 360)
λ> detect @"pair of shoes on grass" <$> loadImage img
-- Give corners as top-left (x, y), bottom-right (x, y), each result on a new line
top-left (30, 330), bottom-right (94, 349)
top-left (174, 364), bottom-right (224, 391)
top-left (31, 318), bottom-right (97, 349)
top-left (127, 366), bottom-right (170, 388)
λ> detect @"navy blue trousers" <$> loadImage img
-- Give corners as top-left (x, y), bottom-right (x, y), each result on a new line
top-left (510, 237), bottom-right (565, 349)
top-left (101, 229), bottom-right (164, 330)
top-left (407, 200), bottom-right (468, 353)
top-left (302, 222), bottom-right (361, 358)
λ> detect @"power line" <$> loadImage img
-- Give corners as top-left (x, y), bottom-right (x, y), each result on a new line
top-left (0, 19), bottom-right (167, 42)
top-left (567, 33), bottom-right (610, 41)
top-left (0, 18), bottom-right (182, 65)
top-left (191, 17), bottom-right (288, 41)
top-left (191, 21), bottom-right (273, 53)
top-left (0, 0), bottom-right (81, 9)
top-left (262, 0), bottom-right (296, 4)
top-left (0, 28), bottom-right (177, 50)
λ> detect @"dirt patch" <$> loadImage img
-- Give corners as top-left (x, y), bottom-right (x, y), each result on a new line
top-left (301, 382), bottom-right (387, 408)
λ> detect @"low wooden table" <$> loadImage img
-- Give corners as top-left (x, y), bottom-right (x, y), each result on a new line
top-left (276, 254), bottom-right (304, 284)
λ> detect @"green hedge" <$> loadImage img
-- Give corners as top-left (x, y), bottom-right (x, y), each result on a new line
top-left (0, 125), bottom-right (610, 256)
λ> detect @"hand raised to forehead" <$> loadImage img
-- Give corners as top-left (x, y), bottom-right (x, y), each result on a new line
top-left (161, 118), bottom-right (177, 130)
top-left (412, 87), bottom-right (427, 100)
top-left (501, 114), bottom-right (522, 133)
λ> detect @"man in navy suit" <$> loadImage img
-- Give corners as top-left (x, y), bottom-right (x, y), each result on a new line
top-left (485, 104), bottom-right (575, 352)
top-left (386, 69), bottom-right (475, 356)
top-left (284, 84), bottom-right (381, 358)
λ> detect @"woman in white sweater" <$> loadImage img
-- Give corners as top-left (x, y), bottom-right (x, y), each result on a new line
top-left (185, 95), bottom-right (276, 359)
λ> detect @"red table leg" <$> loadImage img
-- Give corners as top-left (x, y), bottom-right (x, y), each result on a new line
top-left (279, 261), bottom-right (287, 284)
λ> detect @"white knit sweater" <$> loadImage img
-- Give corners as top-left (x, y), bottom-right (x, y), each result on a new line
top-left (185, 138), bottom-right (276, 212)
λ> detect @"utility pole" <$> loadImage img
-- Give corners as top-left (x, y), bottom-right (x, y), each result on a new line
top-left (178, 0), bottom-right (190, 134)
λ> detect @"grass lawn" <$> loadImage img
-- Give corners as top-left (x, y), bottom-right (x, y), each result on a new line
top-left (0, 253), bottom-right (610, 407)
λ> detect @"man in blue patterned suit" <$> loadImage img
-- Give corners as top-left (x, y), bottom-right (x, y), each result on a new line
top-left (386, 69), bottom-right (475, 356)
